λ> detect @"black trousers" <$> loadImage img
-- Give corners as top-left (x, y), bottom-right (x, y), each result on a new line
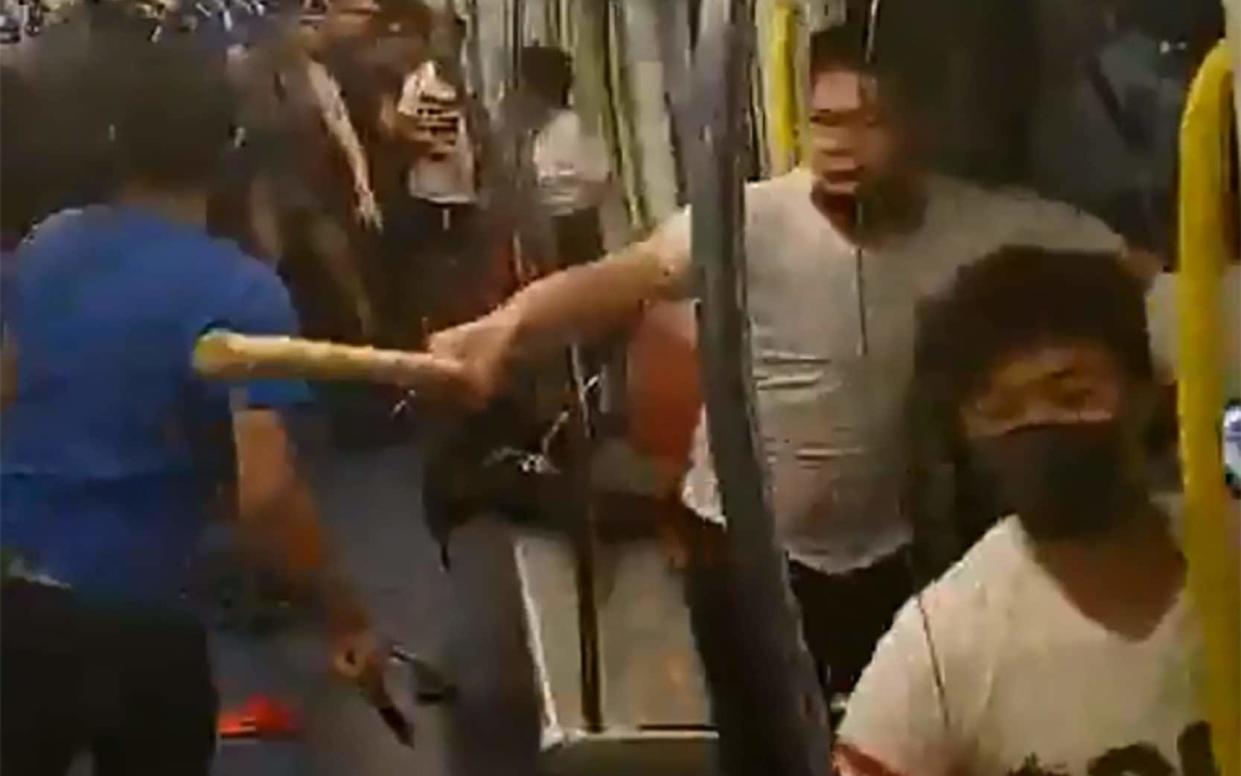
top-left (383, 196), bottom-right (488, 340)
top-left (1, 582), bottom-right (217, 776)
top-left (787, 551), bottom-right (912, 701)
top-left (680, 515), bottom-right (911, 772)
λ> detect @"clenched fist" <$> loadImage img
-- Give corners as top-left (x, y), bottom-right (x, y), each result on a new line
top-left (427, 309), bottom-right (521, 410)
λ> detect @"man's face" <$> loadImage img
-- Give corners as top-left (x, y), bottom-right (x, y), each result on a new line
top-left (961, 343), bottom-right (1151, 540)
top-left (807, 68), bottom-right (902, 197)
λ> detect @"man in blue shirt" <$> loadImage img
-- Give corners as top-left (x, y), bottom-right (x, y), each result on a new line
top-left (1, 34), bottom-right (377, 775)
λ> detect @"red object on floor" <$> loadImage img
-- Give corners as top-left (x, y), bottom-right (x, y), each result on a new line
top-left (217, 694), bottom-right (302, 739)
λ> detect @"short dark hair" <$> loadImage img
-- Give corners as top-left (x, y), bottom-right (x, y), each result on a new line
top-left (808, 24), bottom-right (867, 79)
top-left (916, 246), bottom-right (1154, 410)
top-left (105, 39), bottom-right (238, 190)
top-left (520, 45), bottom-right (573, 107)
top-left (807, 23), bottom-right (914, 120)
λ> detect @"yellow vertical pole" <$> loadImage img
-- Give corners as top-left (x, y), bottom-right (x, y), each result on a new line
top-left (1177, 40), bottom-right (1240, 775)
top-left (766, 0), bottom-right (800, 174)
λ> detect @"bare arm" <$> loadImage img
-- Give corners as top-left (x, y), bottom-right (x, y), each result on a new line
top-left (232, 409), bottom-right (367, 634)
top-left (429, 223), bottom-right (691, 405)
top-left (509, 231), bottom-right (691, 357)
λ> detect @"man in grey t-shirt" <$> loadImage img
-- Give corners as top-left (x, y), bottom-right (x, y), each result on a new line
top-left (430, 26), bottom-right (1122, 711)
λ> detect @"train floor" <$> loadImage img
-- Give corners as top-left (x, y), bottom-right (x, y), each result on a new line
top-left (61, 431), bottom-right (542, 776)
top-left (226, 434), bottom-right (542, 776)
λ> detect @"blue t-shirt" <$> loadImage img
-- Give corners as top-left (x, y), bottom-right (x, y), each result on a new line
top-left (1, 206), bottom-right (309, 605)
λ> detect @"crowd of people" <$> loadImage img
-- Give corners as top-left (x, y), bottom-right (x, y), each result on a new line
top-left (0, 1), bottom-right (1236, 774)
top-left (0, 0), bottom-right (608, 771)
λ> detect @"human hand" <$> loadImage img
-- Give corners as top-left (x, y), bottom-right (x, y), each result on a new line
top-left (331, 624), bottom-right (386, 687)
top-left (354, 184), bottom-right (384, 233)
top-left (318, 579), bottom-right (382, 682)
top-left (427, 309), bottom-right (520, 409)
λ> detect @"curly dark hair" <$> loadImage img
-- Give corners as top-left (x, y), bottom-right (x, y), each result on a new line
top-left (903, 245), bottom-right (1154, 579)
top-left (915, 245), bottom-right (1154, 412)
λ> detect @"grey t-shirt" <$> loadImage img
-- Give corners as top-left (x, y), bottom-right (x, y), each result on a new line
top-left (671, 168), bottom-right (1122, 574)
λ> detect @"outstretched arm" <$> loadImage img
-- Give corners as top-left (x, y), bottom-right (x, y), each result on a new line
top-left (429, 215), bottom-right (692, 406)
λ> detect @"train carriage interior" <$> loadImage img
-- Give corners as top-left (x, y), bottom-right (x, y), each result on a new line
top-left (1, 0), bottom-right (1238, 775)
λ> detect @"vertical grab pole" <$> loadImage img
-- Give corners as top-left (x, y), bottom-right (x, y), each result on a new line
top-left (765, 0), bottom-right (800, 175)
top-left (1177, 40), bottom-right (1240, 775)
top-left (690, 1), bottom-right (830, 774)
top-left (507, 0), bottom-right (604, 731)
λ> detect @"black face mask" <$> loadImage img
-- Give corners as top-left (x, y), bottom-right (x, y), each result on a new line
top-left (972, 421), bottom-right (1143, 540)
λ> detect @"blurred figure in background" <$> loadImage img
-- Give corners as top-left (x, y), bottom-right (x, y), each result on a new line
top-left (390, 12), bottom-right (500, 335)
top-left (515, 44), bottom-right (610, 270)
top-left (0, 36), bottom-right (377, 775)
top-left (397, 12), bottom-right (475, 217)
top-left (1029, 0), bottom-right (1224, 268)
top-left (234, 0), bottom-right (434, 445)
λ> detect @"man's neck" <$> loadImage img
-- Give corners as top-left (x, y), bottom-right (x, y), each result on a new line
top-left (1032, 502), bottom-right (1185, 641)
top-left (115, 185), bottom-right (209, 230)
top-left (810, 172), bottom-right (927, 249)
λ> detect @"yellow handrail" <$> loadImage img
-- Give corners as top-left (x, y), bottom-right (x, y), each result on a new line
top-left (766, 0), bottom-right (800, 174)
top-left (1177, 40), bottom-right (1240, 775)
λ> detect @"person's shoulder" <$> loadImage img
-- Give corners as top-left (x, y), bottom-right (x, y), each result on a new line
top-left (744, 168), bottom-right (814, 219)
top-left (929, 174), bottom-right (1074, 218)
top-left (206, 246), bottom-right (297, 336)
top-left (917, 516), bottom-right (1028, 621)
top-left (928, 174), bottom-right (1060, 215)
top-left (217, 243), bottom-right (288, 300)
top-left (932, 174), bottom-right (1121, 252)
top-left (173, 229), bottom-right (288, 304)
top-left (15, 208), bottom-right (94, 253)
top-left (8, 208), bottom-right (111, 281)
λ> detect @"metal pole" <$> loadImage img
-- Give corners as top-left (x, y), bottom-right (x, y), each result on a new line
top-left (689, 0), bottom-right (830, 773)
top-left (504, 0), bottom-right (604, 730)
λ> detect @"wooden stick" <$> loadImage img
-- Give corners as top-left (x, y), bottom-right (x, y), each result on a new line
top-left (193, 331), bottom-right (470, 394)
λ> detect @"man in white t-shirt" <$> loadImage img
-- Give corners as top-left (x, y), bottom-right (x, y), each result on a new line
top-left (430, 24), bottom-right (1124, 709)
top-left (515, 45), bottom-right (610, 269)
top-left (837, 246), bottom-right (1219, 776)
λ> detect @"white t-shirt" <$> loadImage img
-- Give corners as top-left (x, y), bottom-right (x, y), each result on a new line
top-left (838, 516), bottom-right (1210, 776)
top-left (674, 168), bottom-right (1123, 574)
top-left (1146, 265), bottom-right (1241, 400)
top-left (398, 60), bottom-right (477, 205)
top-left (532, 109), bottom-right (610, 216)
